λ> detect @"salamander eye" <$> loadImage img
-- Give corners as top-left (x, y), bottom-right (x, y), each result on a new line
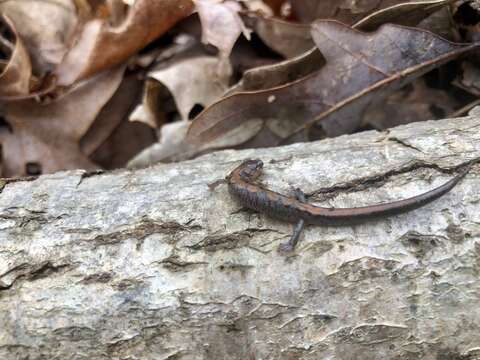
top-left (246, 159), bottom-right (263, 170)
top-left (248, 160), bottom-right (263, 172)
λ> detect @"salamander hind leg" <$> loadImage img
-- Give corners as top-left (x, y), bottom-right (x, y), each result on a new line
top-left (278, 188), bottom-right (308, 253)
top-left (278, 219), bottom-right (305, 253)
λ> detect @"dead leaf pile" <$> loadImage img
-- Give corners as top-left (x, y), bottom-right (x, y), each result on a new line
top-left (0, 0), bottom-right (479, 176)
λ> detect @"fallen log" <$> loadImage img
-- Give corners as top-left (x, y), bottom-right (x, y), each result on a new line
top-left (1, 111), bottom-right (479, 359)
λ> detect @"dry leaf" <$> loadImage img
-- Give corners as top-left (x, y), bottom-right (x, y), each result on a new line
top-left (0, 65), bottom-right (125, 176)
top-left (127, 121), bottom-right (191, 168)
top-left (148, 55), bottom-right (232, 120)
top-left (129, 116), bottom-right (264, 167)
top-left (261, 0), bottom-right (287, 16)
top-left (229, 1), bottom-right (449, 95)
top-left (453, 1), bottom-right (480, 42)
top-left (290, 0), bottom-right (453, 25)
top-left (0, 0), bottom-right (78, 74)
top-left (0, 16), bottom-right (32, 97)
top-left (417, 5), bottom-right (459, 41)
top-left (187, 21), bottom-right (478, 149)
top-left (295, 20), bottom-right (474, 137)
top-left (80, 73), bottom-right (144, 156)
top-left (290, 1), bottom-right (343, 23)
top-left (226, 48), bottom-right (323, 94)
top-left (90, 118), bottom-right (156, 170)
top-left (229, 36), bottom-right (280, 73)
top-left (362, 78), bottom-right (460, 129)
top-left (353, 0), bottom-right (457, 31)
top-left (244, 0), bottom-right (456, 60)
top-left (239, 0), bottom-right (273, 15)
top-left (242, 13), bottom-right (313, 58)
top-left (129, 79), bottom-right (168, 129)
top-left (453, 62), bottom-right (480, 96)
top-left (194, 0), bottom-right (251, 59)
top-left (55, 0), bottom-right (194, 86)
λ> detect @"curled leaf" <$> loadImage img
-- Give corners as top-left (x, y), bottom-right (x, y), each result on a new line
top-left (55, 0), bottom-right (194, 86)
top-left (226, 48), bottom-right (324, 94)
top-left (195, 0), bottom-right (251, 59)
top-left (0, 16), bottom-right (32, 97)
top-left (0, 0), bottom-right (77, 74)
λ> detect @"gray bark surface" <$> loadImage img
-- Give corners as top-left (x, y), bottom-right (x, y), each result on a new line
top-left (1, 113), bottom-right (480, 360)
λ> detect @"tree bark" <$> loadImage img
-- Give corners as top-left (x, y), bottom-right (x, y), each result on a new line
top-left (1, 112), bottom-right (480, 360)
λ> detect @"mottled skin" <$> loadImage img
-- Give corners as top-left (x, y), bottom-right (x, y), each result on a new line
top-left (226, 159), bottom-right (468, 252)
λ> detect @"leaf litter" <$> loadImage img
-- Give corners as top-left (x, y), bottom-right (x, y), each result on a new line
top-left (0, 0), bottom-right (477, 176)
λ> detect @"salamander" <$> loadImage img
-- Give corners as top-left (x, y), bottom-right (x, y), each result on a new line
top-left (226, 159), bottom-right (469, 252)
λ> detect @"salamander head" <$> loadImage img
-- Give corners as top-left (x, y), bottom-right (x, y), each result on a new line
top-left (230, 159), bottom-right (264, 181)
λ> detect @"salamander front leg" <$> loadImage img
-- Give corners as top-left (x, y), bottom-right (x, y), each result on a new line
top-left (278, 188), bottom-right (307, 253)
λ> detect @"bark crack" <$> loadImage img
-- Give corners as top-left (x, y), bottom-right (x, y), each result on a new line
top-left (308, 159), bottom-right (477, 200)
top-left (86, 217), bottom-right (202, 249)
top-left (0, 261), bottom-right (72, 292)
